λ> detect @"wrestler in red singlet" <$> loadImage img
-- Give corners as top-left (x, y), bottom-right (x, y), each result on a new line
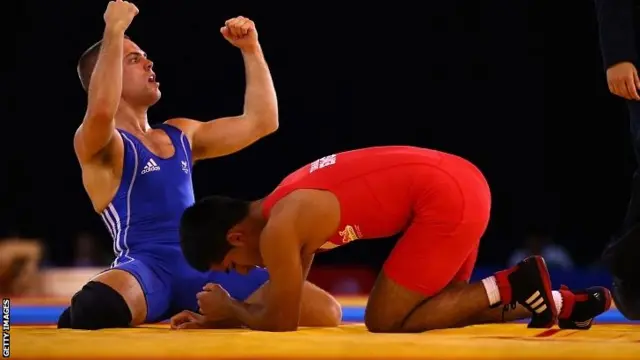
top-left (180, 146), bottom-right (611, 333)
top-left (261, 146), bottom-right (491, 295)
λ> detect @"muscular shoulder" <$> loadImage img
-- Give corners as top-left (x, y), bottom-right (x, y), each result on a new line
top-left (164, 118), bottom-right (200, 138)
top-left (73, 125), bottom-right (122, 165)
top-left (270, 190), bottom-right (340, 240)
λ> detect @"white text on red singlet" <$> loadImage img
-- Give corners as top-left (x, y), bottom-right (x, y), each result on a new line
top-left (309, 154), bottom-right (337, 173)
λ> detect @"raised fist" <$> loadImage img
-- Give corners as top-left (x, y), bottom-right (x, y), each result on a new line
top-left (221, 16), bottom-right (259, 51)
top-left (104, 0), bottom-right (139, 33)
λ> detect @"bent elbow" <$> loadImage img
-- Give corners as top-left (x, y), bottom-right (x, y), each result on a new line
top-left (245, 111), bottom-right (278, 135)
top-left (261, 116), bottom-right (279, 135)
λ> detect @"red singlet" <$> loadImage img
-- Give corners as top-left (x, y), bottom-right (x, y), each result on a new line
top-left (262, 146), bottom-right (491, 296)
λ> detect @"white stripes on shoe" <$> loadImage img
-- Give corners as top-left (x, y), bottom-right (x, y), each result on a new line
top-left (525, 290), bottom-right (548, 314)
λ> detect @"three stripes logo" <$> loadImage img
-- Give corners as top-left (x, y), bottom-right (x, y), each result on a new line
top-left (524, 290), bottom-right (548, 314)
top-left (141, 158), bottom-right (161, 175)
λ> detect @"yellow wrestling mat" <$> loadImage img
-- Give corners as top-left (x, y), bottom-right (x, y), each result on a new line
top-left (9, 323), bottom-right (640, 359)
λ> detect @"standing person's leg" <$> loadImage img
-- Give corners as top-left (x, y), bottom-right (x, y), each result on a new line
top-left (603, 100), bottom-right (640, 320)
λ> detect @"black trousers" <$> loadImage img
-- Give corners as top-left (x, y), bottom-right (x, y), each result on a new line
top-left (601, 100), bottom-right (640, 320)
top-left (603, 101), bottom-right (640, 280)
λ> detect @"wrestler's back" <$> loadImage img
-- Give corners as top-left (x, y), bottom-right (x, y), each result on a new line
top-left (263, 146), bottom-right (459, 247)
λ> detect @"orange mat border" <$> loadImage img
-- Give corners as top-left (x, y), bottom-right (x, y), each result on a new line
top-left (9, 357), bottom-right (592, 360)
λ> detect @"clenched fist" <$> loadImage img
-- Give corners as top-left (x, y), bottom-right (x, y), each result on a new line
top-left (197, 283), bottom-right (232, 321)
top-left (221, 16), bottom-right (259, 51)
top-left (104, 0), bottom-right (139, 33)
top-left (607, 62), bottom-right (640, 101)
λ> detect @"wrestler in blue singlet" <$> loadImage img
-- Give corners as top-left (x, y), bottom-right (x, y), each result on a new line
top-left (101, 123), bottom-right (268, 322)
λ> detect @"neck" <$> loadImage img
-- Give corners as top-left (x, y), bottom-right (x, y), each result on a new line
top-left (248, 200), bottom-right (267, 228)
top-left (114, 100), bottom-right (151, 133)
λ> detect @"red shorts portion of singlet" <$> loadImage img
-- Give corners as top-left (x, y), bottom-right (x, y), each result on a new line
top-left (381, 154), bottom-right (491, 297)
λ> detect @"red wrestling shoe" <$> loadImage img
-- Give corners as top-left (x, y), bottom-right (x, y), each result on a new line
top-left (494, 256), bottom-right (557, 328)
top-left (557, 285), bottom-right (612, 330)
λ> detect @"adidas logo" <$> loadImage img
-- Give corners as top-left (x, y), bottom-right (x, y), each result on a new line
top-left (141, 158), bottom-right (161, 174)
top-left (524, 290), bottom-right (548, 314)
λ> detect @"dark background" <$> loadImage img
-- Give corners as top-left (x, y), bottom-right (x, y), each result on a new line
top-left (2, 1), bottom-right (631, 270)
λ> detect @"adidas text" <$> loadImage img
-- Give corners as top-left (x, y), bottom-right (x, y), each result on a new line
top-left (141, 159), bottom-right (161, 174)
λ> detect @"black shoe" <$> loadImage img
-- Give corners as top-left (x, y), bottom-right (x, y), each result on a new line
top-left (557, 285), bottom-right (612, 330)
top-left (495, 256), bottom-right (557, 328)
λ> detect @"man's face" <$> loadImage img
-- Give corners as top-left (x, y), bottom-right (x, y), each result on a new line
top-left (211, 232), bottom-right (264, 275)
top-left (121, 39), bottom-right (160, 105)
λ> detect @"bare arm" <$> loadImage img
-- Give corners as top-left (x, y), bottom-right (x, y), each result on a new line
top-left (178, 252), bottom-right (317, 330)
top-left (226, 212), bottom-right (304, 331)
top-left (74, 27), bottom-right (127, 162)
top-left (198, 253), bottom-right (314, 330)
top-left (594, 0), bottom-right (637, 69)
top-left (169, 44), bottom-right (278, 161)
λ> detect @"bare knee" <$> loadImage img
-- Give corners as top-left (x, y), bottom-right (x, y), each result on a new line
top-left (300, 281), bottom-right (342, 327)
top-left (364, 305), bottom-right (408, 333)
top-left (247, 280), bottom-right (342, 327)
top-left (364, 315), bottom-right (396, 333)
top-left (311, 295), bottom-right (342, 327)
top-left (364, 272), bottom-right (429, 333)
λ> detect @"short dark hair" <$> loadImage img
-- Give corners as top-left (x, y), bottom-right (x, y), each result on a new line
top-left (77, 35), bottom-right (130, 91)
top-left (179, 195), bottom-right (251, 272)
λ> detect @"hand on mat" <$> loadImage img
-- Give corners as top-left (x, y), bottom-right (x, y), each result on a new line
top-left (221, 16), bottom-right (259, 51)
top-left (607, 62), bottom-right (640, 101)
top-left (170, 310), bottom-right (207, 330)
top-left (104, 0), bottom-right (139, 33)
top-left (197, 283), bottom-right (232, 321)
